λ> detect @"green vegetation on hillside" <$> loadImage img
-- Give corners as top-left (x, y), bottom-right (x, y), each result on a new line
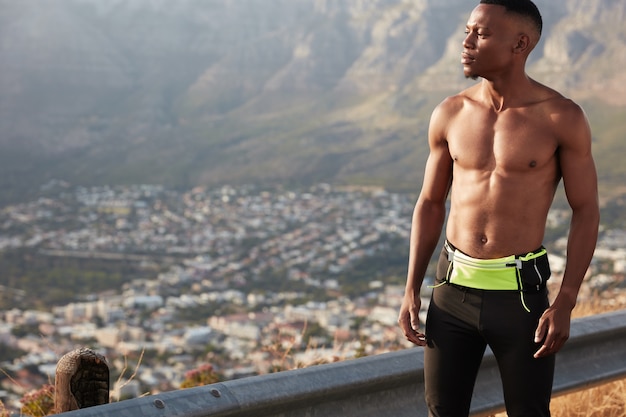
top-left (0, 250), bottom-right (133, 310)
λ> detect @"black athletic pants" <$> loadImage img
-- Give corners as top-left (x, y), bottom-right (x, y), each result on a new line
top-left (424, 281), bottom-right (555, 417)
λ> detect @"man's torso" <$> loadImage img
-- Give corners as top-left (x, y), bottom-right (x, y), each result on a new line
top-left (444, 85), bottom-right (565, 258)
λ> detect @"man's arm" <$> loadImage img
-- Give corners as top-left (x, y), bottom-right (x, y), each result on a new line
top-left (398, 100), bottom-right (454, 346)
top-left (534, 101), bottom-right (599, 358)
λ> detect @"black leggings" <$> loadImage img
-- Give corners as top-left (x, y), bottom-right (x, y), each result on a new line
top-left (424, 283), bottom-right (555, 417)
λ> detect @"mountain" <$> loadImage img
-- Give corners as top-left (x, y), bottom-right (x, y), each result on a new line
top-left (0, 0), bottom-right (625, 203)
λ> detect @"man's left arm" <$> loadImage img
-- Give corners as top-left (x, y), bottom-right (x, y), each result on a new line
top-left (534, 101), bottom-right (600, 359)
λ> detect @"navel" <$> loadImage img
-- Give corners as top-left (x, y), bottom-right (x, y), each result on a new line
top-left (529, 160), bottom-right (537, 168)
top-left (480, 235), bottom-right (488, 245)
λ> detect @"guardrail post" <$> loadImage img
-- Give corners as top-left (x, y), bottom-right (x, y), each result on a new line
top-left (55, 348), bottom-right (110, 413)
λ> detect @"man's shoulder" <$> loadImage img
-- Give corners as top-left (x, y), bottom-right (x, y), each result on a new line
top-left (536, 91), bottom-right (586, 123)
top-left (529, 80), bottom-right (582, 113)
top-left (530, 84), bottom-right (591, 144)
top-left (433, 87), bottom-right (479, 116)
top-left (545, 96), bottom-right (584, 115)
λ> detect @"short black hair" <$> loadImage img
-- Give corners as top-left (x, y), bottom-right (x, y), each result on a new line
top-left (479, 0), bottom-right (543, 36)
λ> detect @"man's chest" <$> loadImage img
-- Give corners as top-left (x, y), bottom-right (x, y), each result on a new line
top-left (446, 109), bottom-right (558, 172)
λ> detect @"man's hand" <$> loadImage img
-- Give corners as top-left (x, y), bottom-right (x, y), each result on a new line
top-left (533, 300), bottom-right (573, 358)
top-left (398, 292), bottom-right (427, 346)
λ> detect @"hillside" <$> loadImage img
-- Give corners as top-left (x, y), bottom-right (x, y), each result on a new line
top-left (0, 0), bottom-right (625, 203)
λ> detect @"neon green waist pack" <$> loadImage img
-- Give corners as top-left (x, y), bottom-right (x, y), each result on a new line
top-left (442, 241), bottom-right (550, 292)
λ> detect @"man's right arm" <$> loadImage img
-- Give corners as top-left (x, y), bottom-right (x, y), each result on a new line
top-left (398, 99), bottom-right (455, 346)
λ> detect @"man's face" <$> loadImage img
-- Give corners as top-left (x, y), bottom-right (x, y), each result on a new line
top-left (461, 4), bottom-right (519, 80)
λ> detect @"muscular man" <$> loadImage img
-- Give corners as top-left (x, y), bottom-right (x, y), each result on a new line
top-left (397, 0), bottom-right (599, 416)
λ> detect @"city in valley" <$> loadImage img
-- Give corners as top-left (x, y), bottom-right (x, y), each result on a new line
top-left (0, 181), bottom-right (624, 410)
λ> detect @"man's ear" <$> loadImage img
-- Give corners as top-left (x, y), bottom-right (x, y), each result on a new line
top-left (513, 33), bottom-right (531, 54)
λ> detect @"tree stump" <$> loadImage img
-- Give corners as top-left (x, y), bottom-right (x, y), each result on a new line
top-left (55, 348), bottom-right (109, 413)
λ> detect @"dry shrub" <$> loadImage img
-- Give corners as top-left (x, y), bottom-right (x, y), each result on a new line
top-left (551, 380), bottom-right (626, 417)
top-left (262, 322), bottom-right (342, 373)
top-left (0, 402), bottom-right (9, 417)
top-left (570, 291), bottom-right (625, 319)
top-left (20, 384), bottom-right (55, 417)
top-left (180, 363), bottom-right (221, 388)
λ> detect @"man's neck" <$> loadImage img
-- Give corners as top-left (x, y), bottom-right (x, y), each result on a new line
top-left (480, 72), bottom-right (533, 111)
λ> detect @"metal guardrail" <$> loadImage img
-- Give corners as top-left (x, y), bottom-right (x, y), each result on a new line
top-left (56, 309), bottom-right (626, 417)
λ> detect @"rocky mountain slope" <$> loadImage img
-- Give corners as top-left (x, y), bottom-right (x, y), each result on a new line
top-left (0, 0), bottom-right (624, 202)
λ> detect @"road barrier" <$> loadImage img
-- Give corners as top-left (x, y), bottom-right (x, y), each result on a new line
top-left (55, 309), bottom-right (626, 417)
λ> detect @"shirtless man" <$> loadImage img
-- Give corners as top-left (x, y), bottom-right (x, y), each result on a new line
top-left (397, 0), bottom-right (599, 416)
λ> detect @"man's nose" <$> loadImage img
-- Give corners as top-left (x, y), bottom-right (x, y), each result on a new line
top-left (463, 33), bottom-right (475, 49)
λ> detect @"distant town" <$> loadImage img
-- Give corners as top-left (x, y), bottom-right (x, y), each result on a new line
top-left (0, 181), bottom-right (624, 411)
